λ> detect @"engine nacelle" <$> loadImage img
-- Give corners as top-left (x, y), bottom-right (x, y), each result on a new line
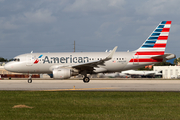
top-left (53, 68), bottom-right (78, 79)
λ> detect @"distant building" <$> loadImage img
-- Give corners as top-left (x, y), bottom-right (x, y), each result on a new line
top-left (154, 66), bottom-right (180, 79)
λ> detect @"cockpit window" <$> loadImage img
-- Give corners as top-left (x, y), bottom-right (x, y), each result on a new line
top-left (13, 58), bottom-right (20, 62)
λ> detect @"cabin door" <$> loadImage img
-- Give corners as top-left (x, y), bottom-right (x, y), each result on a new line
top-left (133, 55), bottom-right (139, 65)
top-left (26, 55), bottom-right (34, 66)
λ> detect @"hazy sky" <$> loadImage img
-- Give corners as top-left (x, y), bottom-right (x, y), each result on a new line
top-left (0, 0), bottom-right (179, 59)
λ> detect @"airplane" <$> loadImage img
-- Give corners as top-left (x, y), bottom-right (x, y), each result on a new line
top-left (121, 70), bottom-right (162, 78)
top-left (4, 21), bottom-right (175, 83)
top-left (98, 72), bottom-right (130, 78)
top-left (98, 72), bottom-right (121, 78)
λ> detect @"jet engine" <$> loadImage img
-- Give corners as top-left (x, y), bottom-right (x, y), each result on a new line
top-left (53, 68), bottom-right (78, 79)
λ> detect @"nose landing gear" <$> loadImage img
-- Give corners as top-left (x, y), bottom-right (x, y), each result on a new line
top-left (28, 74), bottom-right (32, 83)
top-left (28, 79), bottom-right (32, 83)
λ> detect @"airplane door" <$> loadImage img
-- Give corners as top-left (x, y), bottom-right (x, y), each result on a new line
top-left (26, 55), bottom-right (34, 66)
top-left (133, 54), bottom-right (139, 65)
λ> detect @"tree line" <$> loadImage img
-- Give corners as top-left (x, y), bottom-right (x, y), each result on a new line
top-left (174, 58), bottom-right (180, 65)
top-left (0, 57), bottom-right (12, 62)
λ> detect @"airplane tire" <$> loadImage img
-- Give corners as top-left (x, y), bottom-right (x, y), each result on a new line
top-left (28, 79), bottom-right (32, 83)
top-left (83, 77), bottom-right (90, 83)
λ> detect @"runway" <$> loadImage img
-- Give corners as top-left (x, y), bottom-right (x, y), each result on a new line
top-left (0, 79), bottom-right (180, 91)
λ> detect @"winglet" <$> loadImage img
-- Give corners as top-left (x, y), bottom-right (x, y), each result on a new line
top-left (104, 46), bottom-right (118, 61)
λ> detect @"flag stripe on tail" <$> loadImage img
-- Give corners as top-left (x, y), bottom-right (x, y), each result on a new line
top-left (158, 36), bottom-right (168, 40)
top-left (153, 44), bottom-right (166, 47)
top-left (130, 21), bottom-right (171, 63)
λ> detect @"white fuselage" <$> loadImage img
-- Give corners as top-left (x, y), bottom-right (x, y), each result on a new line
top-left (4, 51), bottom-right (153, 74)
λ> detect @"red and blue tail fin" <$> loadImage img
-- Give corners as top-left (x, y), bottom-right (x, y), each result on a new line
top-left (131, 21), bottom-right (171, 63)
top-left (137, 21), bottom-right (171, 53)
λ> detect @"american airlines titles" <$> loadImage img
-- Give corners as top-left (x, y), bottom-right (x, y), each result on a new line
top-left (43, 55), bottom-right (89, 64)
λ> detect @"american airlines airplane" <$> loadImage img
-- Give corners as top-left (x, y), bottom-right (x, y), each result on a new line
top-left (5, 21), bottom-right (175, 83)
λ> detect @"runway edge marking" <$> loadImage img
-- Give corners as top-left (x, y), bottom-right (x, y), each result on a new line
top-left (42, 87), bottom-right (114, 91)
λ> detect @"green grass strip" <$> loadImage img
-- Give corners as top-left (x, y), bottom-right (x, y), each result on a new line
top-left (0, 91), bottom-right (180, 120)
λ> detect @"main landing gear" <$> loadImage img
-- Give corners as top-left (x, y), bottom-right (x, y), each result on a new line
top-left (83, 77), bottom-right (90, 83)
top-left (28, 74), bottom-right (32, 83)
top-left (81, 71), bottom-right (90, 83)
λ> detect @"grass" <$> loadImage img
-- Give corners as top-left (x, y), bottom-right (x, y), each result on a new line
top-left (0, 91), bottom-right (180, 120)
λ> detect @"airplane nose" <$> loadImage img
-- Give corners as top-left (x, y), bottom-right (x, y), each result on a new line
top-left (4, 62), bottom-right (13, 71)
top-left (4, 63), bottom-right (9, 71)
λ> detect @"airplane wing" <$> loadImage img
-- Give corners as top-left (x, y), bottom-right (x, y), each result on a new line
top-left (71, 46), bottom-right (118, 71)
top-left (48, 46), bottom-right (118, 72)
top-left (151, 53), bottom-right (176, 60)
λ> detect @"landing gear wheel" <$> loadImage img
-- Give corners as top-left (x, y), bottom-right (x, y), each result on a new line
top-left (83, 77), bottom-right (90, 83)
top-left (28, 79), bottom-right (32, 83)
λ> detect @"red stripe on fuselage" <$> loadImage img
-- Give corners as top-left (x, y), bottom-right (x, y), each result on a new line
top-left (129, 58), bottom-right (163, 62)
top-left (135, 51), bottom-right (164, 55)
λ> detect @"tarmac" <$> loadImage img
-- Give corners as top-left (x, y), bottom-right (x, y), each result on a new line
top-left (0, 78), bottom-right (180, 91)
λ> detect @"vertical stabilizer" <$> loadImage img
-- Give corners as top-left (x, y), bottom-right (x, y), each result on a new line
top-left (130, 21), bottom-right (171, 63)
top-left (136, 21), bottom-right (171, 54)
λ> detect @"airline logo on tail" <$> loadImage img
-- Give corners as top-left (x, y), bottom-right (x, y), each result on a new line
top-left (141, 21), bottom-right (171, 49)
top-left (130, 21), bottom-right (171, 63)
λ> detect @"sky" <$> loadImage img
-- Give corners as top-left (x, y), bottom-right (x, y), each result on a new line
top-left (0, 0), bottom-right (180, 59)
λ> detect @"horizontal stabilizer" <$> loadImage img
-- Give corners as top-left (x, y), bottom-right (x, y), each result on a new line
top-left (151, 53), bottom-right (176, 60)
